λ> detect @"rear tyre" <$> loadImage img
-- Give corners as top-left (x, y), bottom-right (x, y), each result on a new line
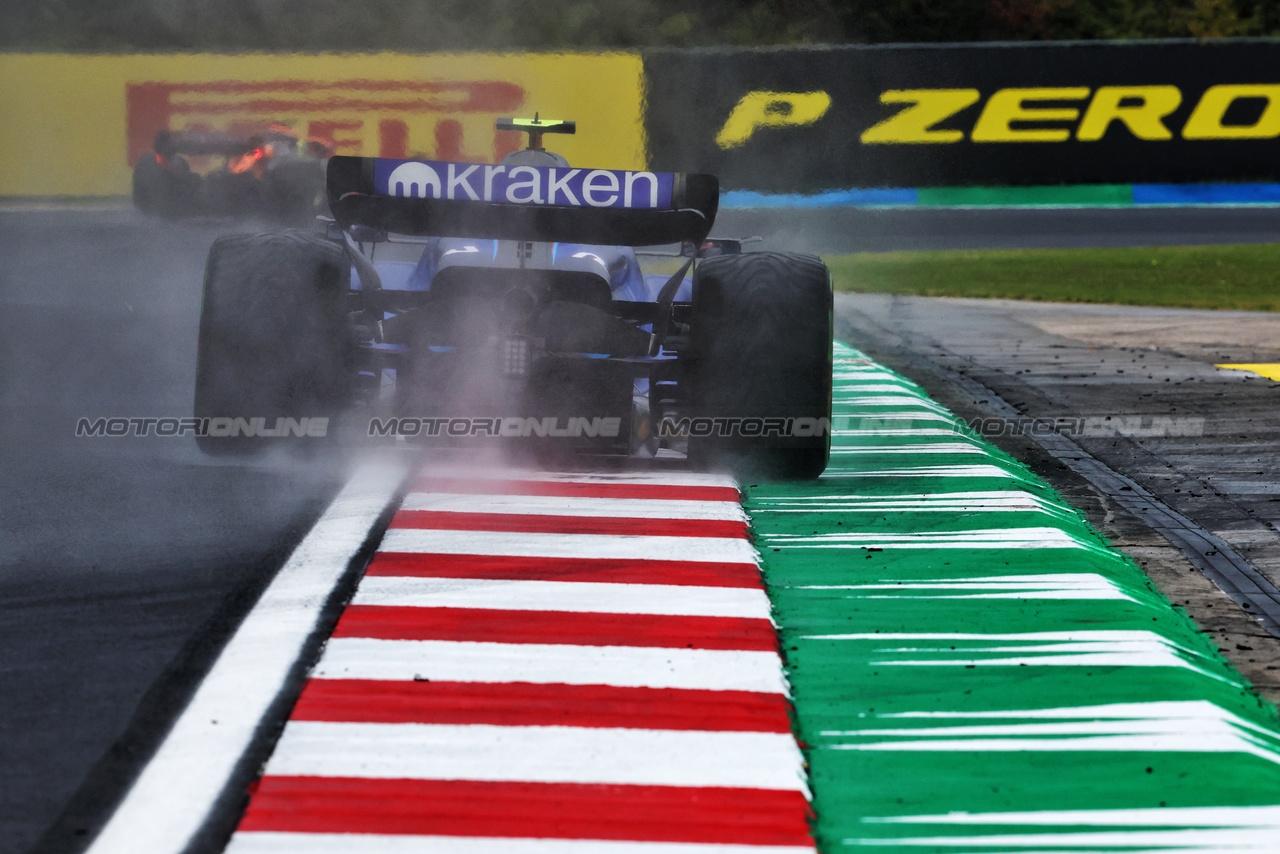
top-left (132, 155), bottom-right (201, 217)
top-left (203, 171), bottom-right (264, 217)
top-left (194, 229), bottom-right (352, 456)
top-left (688, 251), bottom-right (832, 480)
top-left (261, 158), bottom-right (326, 223)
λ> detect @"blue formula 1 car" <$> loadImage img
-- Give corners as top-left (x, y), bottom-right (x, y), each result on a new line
top-left (193, 117), bottom-right (832, 478)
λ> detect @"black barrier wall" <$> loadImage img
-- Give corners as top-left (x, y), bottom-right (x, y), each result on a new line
top-left (643, 40), bottom-right (1280, 191)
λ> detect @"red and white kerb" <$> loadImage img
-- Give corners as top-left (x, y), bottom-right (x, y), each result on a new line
top-left (225, 470), bottom-right (816, 853)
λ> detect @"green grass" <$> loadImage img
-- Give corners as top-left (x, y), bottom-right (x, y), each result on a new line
top-left (826, 243), bottom-right (1280, 311)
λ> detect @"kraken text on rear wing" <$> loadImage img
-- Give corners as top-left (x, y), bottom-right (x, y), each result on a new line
top-left (326, 156), bottom-right (719, 247)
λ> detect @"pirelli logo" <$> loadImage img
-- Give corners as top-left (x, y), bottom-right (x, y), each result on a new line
top-left (861, 85), bottom-right (1280, 144)
top-left (125, 79), bottom-right (526, 166)
top-left (714, 84), bottom-right (1280, 148)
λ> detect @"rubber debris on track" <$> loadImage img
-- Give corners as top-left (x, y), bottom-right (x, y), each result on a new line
top-left (226, 469), bottom-right (817, 853)
top-left (745, 342), bottom-right (1280, 852)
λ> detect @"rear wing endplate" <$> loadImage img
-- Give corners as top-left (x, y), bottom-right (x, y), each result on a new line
top-left (326, 156), bottom-right (719, 246)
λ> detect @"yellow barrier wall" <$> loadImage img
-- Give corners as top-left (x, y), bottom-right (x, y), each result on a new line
top-left (0, 52), bottom-right (645, 196)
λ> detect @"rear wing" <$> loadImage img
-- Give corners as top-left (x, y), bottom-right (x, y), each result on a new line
top-left (326, 156), bottom-right (719, 246)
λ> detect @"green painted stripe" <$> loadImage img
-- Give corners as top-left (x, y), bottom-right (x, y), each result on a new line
top-left (747, 344), bottom-right (1280, 852)
top-left (917, 184), bottom-right (1133, 207)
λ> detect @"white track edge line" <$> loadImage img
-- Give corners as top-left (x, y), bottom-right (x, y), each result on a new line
top-left (85, 459), bottom-right (408, 854)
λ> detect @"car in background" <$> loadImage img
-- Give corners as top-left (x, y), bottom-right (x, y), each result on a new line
top-left (132, 126), bottom-right (330, 221)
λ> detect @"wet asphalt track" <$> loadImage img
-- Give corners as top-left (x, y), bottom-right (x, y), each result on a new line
top-left (4, 202), bottom-right (1280, 853)
top-left (0, 209), bottom-right (350, 853)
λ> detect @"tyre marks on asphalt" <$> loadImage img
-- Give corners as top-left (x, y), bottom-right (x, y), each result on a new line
top-left (225, 470), bottom-right (815, 853)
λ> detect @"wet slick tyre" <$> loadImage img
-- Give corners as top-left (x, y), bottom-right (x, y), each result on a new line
top-left (194, 229), bottom-right (351, 456)
top-left (132, 155), bottom-right (201, 217)
top-left (689, 251), bottom-right (832, 479)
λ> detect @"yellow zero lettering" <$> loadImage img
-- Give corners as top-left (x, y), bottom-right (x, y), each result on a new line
top-left (859, 89), bottom-right (980, 144)
top-left (715, 91), bottom-right (832, 149)
top-left (971, 87), bottom-right (1091, 142)
top-left (1076, 86), bottom-right (1182, 141)
top-left (1182, 84), bottom-right (1280, 139)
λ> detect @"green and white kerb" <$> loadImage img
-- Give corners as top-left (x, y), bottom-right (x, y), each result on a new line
top-left (745, 342), bottom-right (1280, 853)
